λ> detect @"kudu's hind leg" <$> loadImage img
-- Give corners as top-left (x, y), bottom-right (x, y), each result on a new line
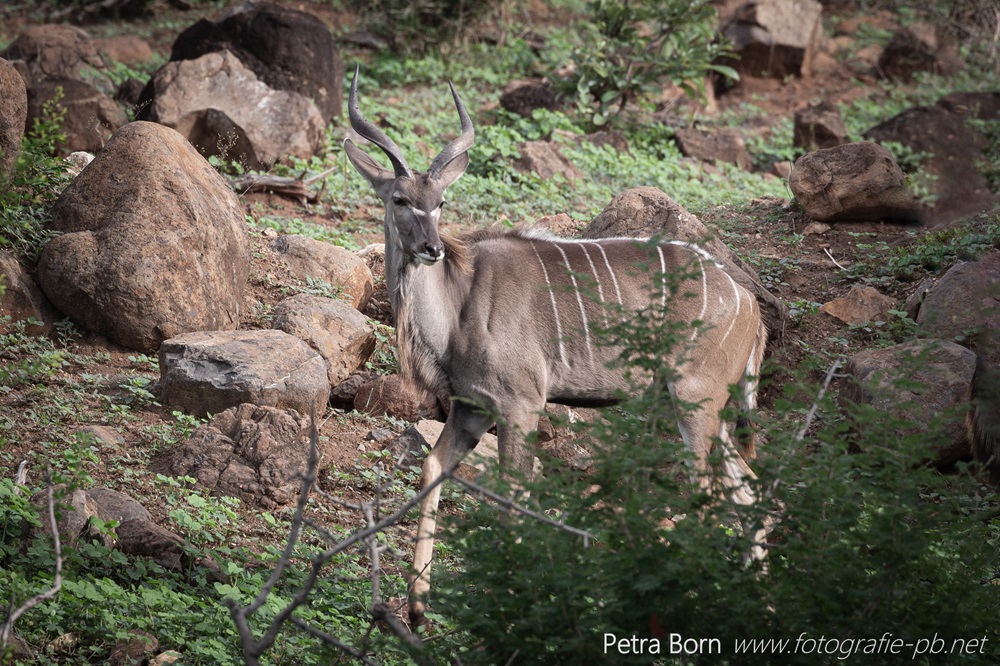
top-left (409, 402), bottom-right (491, 626)
top-left (674, 388), bottom-right (767, 560)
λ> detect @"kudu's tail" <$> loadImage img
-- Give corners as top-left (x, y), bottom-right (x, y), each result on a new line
top-left (736, 317), bottom-right (768, 460)
top-left (969, 356), bottom-right (1000, 485)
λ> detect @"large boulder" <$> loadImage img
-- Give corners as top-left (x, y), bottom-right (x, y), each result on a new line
top-left (788, 141), bottom-right (923, 223)
top-left (0, 58), bottom-right (27, 176)
top-left (37, 121), bottom-right (250, 352)
top-left (720, 0), bottom-right (824, 79)
top-left (162, 403), bottom-right (314, 508)
top-left (26, 78), bottom-right (127, 154)
top-left (864, 93), bottom-right (1000, 224)
top-left (138, 50), bottom-right (325, 170)
top-left (167, 1), bottom-right (342, 123)
top-left (159, 329), bottom-right (330, 418)
top-left (582, 187), bottom-right (787, 340)
top-left (271, 293), bottom-right (377, 386)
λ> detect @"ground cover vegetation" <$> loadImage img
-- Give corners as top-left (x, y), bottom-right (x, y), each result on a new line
top-left (1, 0), bottom-right (1000, 663)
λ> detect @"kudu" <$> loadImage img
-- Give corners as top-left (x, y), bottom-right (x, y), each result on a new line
top-left (344, 67), bottom-right (768, 626)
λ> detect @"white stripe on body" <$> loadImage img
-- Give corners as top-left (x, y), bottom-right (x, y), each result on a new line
top-left (553, 242), bottom-right (595, 364)
top-left (531, 241), bottom-right (569, 368)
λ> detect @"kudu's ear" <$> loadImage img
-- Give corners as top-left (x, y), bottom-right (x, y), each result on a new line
top-left (344, 138), bottom-right (396, 202)
top-left (433, 151), bottom-right (469, 190)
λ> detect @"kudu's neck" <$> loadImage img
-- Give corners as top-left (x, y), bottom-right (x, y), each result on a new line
top-left (382, 208), bottom-right (471, 323)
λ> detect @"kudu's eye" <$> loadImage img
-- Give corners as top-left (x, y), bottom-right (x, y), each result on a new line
top-left (392, 196), bottom-right (407, 207)
top-left (438, 201), bottom-right (446, 210)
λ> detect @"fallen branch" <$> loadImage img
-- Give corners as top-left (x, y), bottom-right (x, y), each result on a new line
top-left (231, 166), bottom-right (336, 205)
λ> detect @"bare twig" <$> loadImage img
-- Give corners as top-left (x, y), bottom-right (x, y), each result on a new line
top-left (450, 475), bottom-right (595, 547)
top-left (795, 358), bottom-right (843, 442)
top-left (1, 478), bottom-right (63, 646)
top-left (288, 617), bottom-right (380, 666)
top-left (823, 247), bottom-right (848, 271)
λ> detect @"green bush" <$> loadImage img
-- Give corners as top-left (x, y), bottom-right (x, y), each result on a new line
top-left (564, 0), bottom-right (736, 125)
top-left (0, 89), bottom-right (69, 262)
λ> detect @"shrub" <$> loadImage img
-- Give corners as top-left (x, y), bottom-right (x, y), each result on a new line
top-left (563, 0), bottom-right (736, 125)
top-left (0, 89), bottom-right (69, 261)
top-left (427, 263), bottom-right (999, 664)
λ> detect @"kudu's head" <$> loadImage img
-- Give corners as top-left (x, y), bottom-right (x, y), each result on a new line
top-left (344, 66), bottom-right (474, 265)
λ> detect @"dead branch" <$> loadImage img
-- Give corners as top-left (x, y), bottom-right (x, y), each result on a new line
top-left (450, 475), bottom-right (595, 547)
top-left (231, 166), bottom-right (336, 205)
top-left (795, 358), bottom-right (844, 442)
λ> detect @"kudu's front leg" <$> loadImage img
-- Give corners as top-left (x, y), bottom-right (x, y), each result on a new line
top-left (409, 402), bottom-right (491, 627)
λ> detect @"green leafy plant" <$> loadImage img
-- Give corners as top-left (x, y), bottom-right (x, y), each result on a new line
top-left (0, 88), bottom-right (69, 261)
top-left (564, 0), bottom-right (736, 125)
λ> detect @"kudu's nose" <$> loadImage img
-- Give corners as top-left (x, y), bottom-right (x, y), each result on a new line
top-left (424, 242), bottom-right (445, 262)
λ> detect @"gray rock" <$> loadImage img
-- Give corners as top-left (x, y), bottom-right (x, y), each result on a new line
top-left (159, 329), bottom-right (329, 418)
top-left (141, 50), bottom-right (325, 170)
top-left (513, 141), bottom-right (582, 182)
top-left (167, 1), bottom-right (342, 123)
top-left (0, 250), bottom-right (59, 337)
top-left (163, 403), bottom-right (314, 508)
top-left (917, 251), bottom-right (1000, 365)
top-left (674, 127), bottom-right (751, 169)
top-left (842, 339), bottom-right (977, 465)
top-left (0, 57), bottom-right (27, 175)
top-left (270, 234), bottom-right (374, 310)
top-left (271, 293), bottom-right (376, 386)
top-left (789, 141), bottom-right (923, 223)
top-left (1, 24), bottom-right (104, 84)
top-left (793, 101), bottom-right (849, 151)
top-left (720, 0), bottom-right (824, 78)
top-left (354, 374), bottom-right (443, 422)
top-left (26, 77), bottom-right (128, 155)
